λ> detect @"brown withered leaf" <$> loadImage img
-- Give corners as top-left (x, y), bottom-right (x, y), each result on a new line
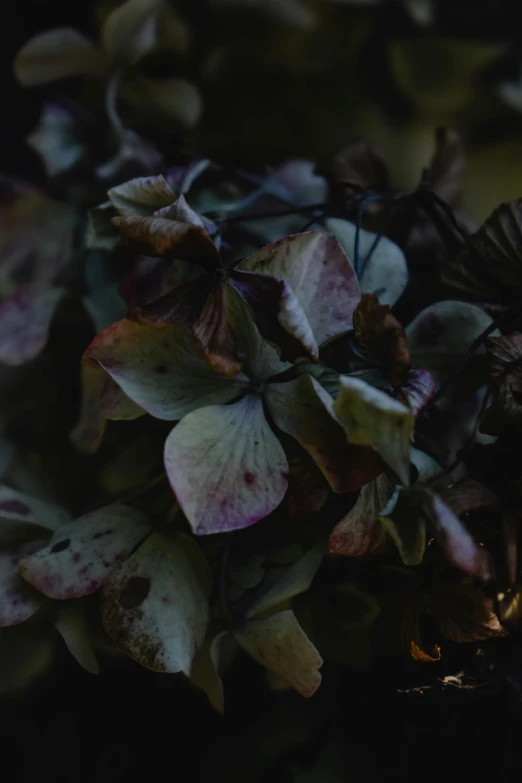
top-left (111, 215), bottom-right (220, 271)
top-left (441, 199), bottom-right (522, 307)
top-left (481, 332), bottom-right (522, 433)
top-left (427, 126), bottom-right (466, 208)
top-left (431, 582), bottom-right (505, 643)
top-left (353, 293), bottom-right (411, 389)
top-left (437, 477), bottom-right (500, 518)
top-left (318, 140), bottom-right (389, 192)
top-left (282, 444), bottom-right (329, 520)
top-left (132, 279), bottom-right (240, 376)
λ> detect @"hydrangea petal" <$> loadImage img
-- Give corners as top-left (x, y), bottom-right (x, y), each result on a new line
top-left (14, 28), bottom-right (106, 86)
top-left (246, 545), bottom-right (324, 619)
top-left (107, 174), bottom-right (176, 216)
top-left (326, 218), bottom-right (408, 306)
top-left (101, 532), bottom-right (209, 674)
top-left (329, 473), bottom-right (394, 557)
top-left (27, 104), bottom-right (85, 178)
top-left (333, 376), bottom-right (413, 485)
top-left (0, 288), bottom-right (64, 366)
top-left (0, 540), bottom-right (46, 627)
top-left (406, 301), bottom-right (495, 389)
top-left (164, 395), bottom-right (289, 535)
top-left (234, 610), bottom-right (322, 698)
top-left (237, 231), bottom-right (360, 346)
top-left (85, 319), bottom-right (247, 420)
top-left (19, 504), bottom-right (151, 599)
top-left (229, 269), bottom-right (318, 360)
top-left (266, 374), bottom-right (360, 492)
top-left (0, 484), bottom-right (70, 538)
top-left (54, 600), bottom-right (100, 674)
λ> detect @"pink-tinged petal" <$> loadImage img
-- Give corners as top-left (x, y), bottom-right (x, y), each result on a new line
top-left (120, 256), bottom-right (199, 309)
top-left (229, 269), bottom-right (318, 360)
top-left (85, 318), bottom-right (247, 420)
top-left (329, 474), bottom-right (394, 557)
top-left (99, 376), bottom-right (145, 420)
top-left (398, 369), bottom-right (435, 416)
top-left (237, 231), bottom-right (360, 347)
top-left (266, 374), bottom-right (361, 492)
top-left (0, 540), bottom-right (47, 627)
top-left (0, 484), bottom-right (70, 537)
top-left (0, 288), bottom-right (64, 365)
top-left (416, 487), bottom-right (493, 581)
top-left (234, 610), bottom-right (322, 698)
top-left (101, 532), bottom-right (209, 674)
top-left (19, 504), bottom-right (150, 599)
top-left (164, 395), bottom-right (289, 535)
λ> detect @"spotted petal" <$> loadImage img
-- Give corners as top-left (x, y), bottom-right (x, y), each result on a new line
top-left (19, 504), bottom-right (150, 599)
top-left (164, 395), bottom-right (289, 535)
top-left (0, 540), bottom-right (47, 627)
top-left (101, 532), bottom-right (209, 674)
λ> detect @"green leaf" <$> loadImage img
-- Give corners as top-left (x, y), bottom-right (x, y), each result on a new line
top-left (237, 232), bottom-right (360, 350)
top-left (265, 374), bottom-right (359, 492)
top-left (379, 491), bottom-right (426, 566)
top-left (101, 532), bottom-right (209, 674)
top-left (86, 319), bottom-right (247, 420)
top-left (102, 0), bottom-right (163, 63)
top-left (246, 545), bottom-right (324, 619)
top-left (164, 395), bottom-right (288, 535)
top-left (54, 600), bottom-right (100, 674)
top-left (333, 376), bottom-right (413, 485)
top-left (14, 28), bottom-right (106, 86)
top-left (234, 610), bottom-right (322, 697)
top-left (211, 0), bottom-right (316, 28)
top-left (122, 75), bottom-right (203, 129)
top-left (19, 504), bottom-right (151, 599)
top-left (325, 218), bottom-right (408, 307)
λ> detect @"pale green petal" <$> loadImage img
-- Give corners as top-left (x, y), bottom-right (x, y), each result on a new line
top-left (164, 395), bottom-right (288, 535)
top-left (333, 376), bottom-right (413, 485)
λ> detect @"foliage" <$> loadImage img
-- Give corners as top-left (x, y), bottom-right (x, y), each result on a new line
top-left (2, 5), bottom-right (522, 757)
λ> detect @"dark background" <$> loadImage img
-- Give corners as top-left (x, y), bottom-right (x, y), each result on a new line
top-left (2, 2), bottom-right (522, 781)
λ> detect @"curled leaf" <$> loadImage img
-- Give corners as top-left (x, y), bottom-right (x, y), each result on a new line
top-left (353, 293), bottom-right (411, 388)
